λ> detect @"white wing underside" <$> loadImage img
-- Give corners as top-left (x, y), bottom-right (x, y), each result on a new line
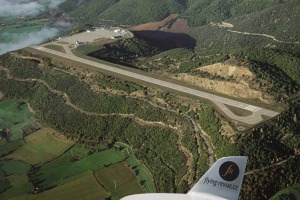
top-left (121, 157), bottom-right (247, 200)
top-left (121, 194), bottom-right (192, 200)
top-left (122, 193), bottom-right (228, 200)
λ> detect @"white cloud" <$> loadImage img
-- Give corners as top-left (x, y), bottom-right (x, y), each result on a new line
top-left (0, 0), bottom-right (44, 17)
top-left (0, 27), bottom-right (59, 55)
top-left (48, 0), bottom-right (65, 8)
top-left (0, 0), bottom-right (65, 17)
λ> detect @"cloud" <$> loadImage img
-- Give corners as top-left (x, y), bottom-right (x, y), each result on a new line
top-left (48, 0), bottom-right (65, 8)
top-left (0, 0), bottom-right (65, 17)
top-left (0, 27), bottom-right (59, 55)
top-left (53, 21), bottom-right (71, 27)
top-left (0, 1), bottom-right (44, 17)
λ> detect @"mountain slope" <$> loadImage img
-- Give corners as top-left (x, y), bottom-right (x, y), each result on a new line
top-left (184, 0), bottom-right (293, 27)
top-left (59, 0), bottom-right (186, 25)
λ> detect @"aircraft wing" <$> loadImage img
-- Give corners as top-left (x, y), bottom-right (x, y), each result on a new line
top-left (121, 156), bottom-right (247, 200)
top-left (121, 194), bottom-right (193, 200)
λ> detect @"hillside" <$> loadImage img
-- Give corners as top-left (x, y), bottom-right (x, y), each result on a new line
top-left (1, 0), bottom-right (300, 199)
top-left (58, 0), bottom-right (185, 25)
top-left (183, 0), bottom-right (294, 27)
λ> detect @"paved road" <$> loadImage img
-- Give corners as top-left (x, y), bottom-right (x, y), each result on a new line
top-left (32, 45), bottom-right (279, 124)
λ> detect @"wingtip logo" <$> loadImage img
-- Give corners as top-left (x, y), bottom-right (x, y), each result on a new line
top-left (219, 161), bottom-right (239, 182)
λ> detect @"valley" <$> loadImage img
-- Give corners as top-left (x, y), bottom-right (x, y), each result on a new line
top-left (0, 0), bottom-right (300, 199)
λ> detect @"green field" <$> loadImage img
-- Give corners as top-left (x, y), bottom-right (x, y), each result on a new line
top-left (33, 146), bottom-right (125, 189)
top-left (0, 160), bottom-right (30, 175)
top-left (44, 44), bottom-right (66, 53)
top-left (0, 16), bottom-right (46, 43)
top-left (116, 142), bottom-right (156, 192)
top-left (0, 16), bottom-right (23, 25)
top-left (6, 128), bottom-right (74, 164)
top-left (0, 174), bottom-right (31, 200)
top-left (0, 140), bottom-right (23, 157)
top-left (0, 100), bottom-right (34, 141)
top-left (32, 173), bottom-right (107, 200)
top-left (95, 162), bottom-right (144, 200)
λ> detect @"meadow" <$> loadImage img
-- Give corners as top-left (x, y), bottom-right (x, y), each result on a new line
top-left (6, 128), bottom-right (74, 164)
top-left (95, 162), bottom-right (144, 200)
top-left (31, 146), bottom-right (126, 189)
top-left (0, 100), bottom-right (34, 141)
top-left (0, 99), bottom-right (154, 199)
top-left (115, 142), bottom-right (156, 192)
top-left (0, 17), bottom-right (46, 43)
top-left (32, 173), bottom-right (108, 200)
top-left (0, 174), bottom-right (31, 199)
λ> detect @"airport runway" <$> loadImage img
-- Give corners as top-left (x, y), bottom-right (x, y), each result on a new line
top-left (32, 45), bottom-right (279, 125)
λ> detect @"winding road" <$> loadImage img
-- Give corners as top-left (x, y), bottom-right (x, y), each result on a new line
top-left (31, 44), bottom-right (279, 125)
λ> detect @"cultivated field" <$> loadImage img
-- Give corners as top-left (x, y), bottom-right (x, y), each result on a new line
top-left (0, 99), bottom-right (152, 199)
top-left (6, 128), bottom-right (74, 164)
top-left (0, 174), bottom-right (31, 199)
top-left (95, 162), bottom-right (144, 200)
top-left (0, 160), bottom-right (30, 175)
top-left (32, 147), bottom-right (125, 189)
top-left (0, 100), bottom-right (34, 141)
top-left (115, 143), bottom-right (156, 192)
top-left (32, 173), bottom-right (107, 200)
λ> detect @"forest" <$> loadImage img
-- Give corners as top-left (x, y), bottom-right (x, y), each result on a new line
top-left (0, 51), bottom-right (299, 199)
top-left (0, 52), bottom-right (198, 193)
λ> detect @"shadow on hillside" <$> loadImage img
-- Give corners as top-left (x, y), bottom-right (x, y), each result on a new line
top-left (133, 30), bottom-right (196, 50)
top-left (87, 30), bottom-right (196, 69)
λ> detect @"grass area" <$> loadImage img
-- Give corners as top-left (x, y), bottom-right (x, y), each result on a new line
top-left (0, 16), bottom-right (23, 25)
top-left (0, 100), bottom-right (34, 141)
top-left (0, 160), bottom-right (30, 176)
top-left (0, 139), bottom-right (23, 157)
top-left (95, 161), bottom-right (144, 200)
top-left (33, 146), bottom-right (125, 189)
top-left (6, 128), bottom-right (74, 164)
top-left (32, 173), bottom-right (107, 200)
top-left (115, 142), bottom-right (156, 192)
top-left (75, 43), bottom-right (106, 55)
top-left (0, 174), bottom-right (31, 200)
top-left (44, 44), bottom-right (66, 53)
top-left (0, 24), bottom-right (44, 43)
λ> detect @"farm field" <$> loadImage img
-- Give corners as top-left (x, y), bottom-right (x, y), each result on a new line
top-left (115, 143), bottom-right (156, 192)
top-left (32, 146), bottom-right (126, 189)
top-left (95, 162), bottom-right (144, 200)
top-left (6, 128), bottom-right (74, 164)
top-left (0, 174), bottom-right (31, 200)
top-left (0, 25), bottom-right (45, 42)
top-left (0, 16), bottom-right (46, 43)
top-left (0, 160), bottom-right (30, 175)
top-left (0, 100), bottom-right (152, 200)
top-left (32, 173), bottom-right (107, 200)
top-left (0, 100), bottom-right (34, 141)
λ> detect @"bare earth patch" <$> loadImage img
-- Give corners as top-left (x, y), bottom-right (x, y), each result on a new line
top-left (165, 18), bottom-right (193, 33)
top-left (130, 14), bottom-right (178, 31)
top-left (174, 73), bottom-right (273, 103)
top-left (197, 62), bottom-right (253, 80)
top-left (173, 60), bottom-right (275, 103)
